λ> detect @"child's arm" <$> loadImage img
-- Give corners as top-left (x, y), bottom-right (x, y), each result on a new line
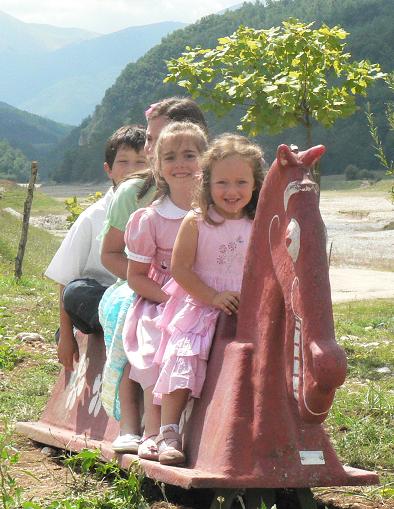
top-left (127, 260), bottom-right (168, 303)
top-left (101, 226), bottom-right (127, 280)
top-left (57, 285), bottom-right (79, 370)
top-left (171, 213), bottom-right (239, 315)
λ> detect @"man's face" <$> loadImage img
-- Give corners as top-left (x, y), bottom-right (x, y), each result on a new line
top-left (104, 146), bottom-right (148, 185)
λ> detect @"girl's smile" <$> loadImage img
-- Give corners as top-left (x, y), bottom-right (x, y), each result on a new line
top-left (160, 137), bottom-right (200, 186)
top-left (210, 155), bottom-right (255, 219)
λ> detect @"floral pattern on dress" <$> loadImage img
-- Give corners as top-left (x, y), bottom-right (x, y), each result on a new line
top-left (217, 236), bottom-right (246, 267)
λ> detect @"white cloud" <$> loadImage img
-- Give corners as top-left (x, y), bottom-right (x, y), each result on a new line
top-left (0, 0), bottom-right (240, 33)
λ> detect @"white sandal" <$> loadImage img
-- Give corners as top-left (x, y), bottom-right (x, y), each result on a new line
top-left (138, 434), bottom-right (159, 461)
top-left (156, 428), bottom-right (185, 465)
top-left (112, 433), bottom-right (141, 453)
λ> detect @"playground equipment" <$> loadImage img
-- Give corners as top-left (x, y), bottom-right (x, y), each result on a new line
top-left (17, 144), bottom-right (379, 508)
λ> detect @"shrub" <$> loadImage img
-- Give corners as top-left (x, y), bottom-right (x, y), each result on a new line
top-left (358, 168), bottom-right (377, 180)
top-left (344, 164), bottom-right (360, 180)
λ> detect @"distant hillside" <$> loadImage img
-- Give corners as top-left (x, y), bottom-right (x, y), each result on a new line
top-left (0, 102), bottom-right (73, 179)
top-left (52, 0), bottom-right (394, 182)
top-left (0, 10), bottom-right (98, 53)
top-left (0, 19), bottom-right (186, 124)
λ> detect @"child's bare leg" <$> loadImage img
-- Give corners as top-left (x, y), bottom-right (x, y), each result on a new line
top-left (137, 385), bottom-right (161, 460)
top-left (111, 365), bottom-right (142, 452)
top-left (161, 389), bottom-right (190, 426)
top-left (157, 389), bottom-right (191, 465)
top-left (143, 385), bottom-right (161, 436)
top-left (119, 364), bottom-right (141, 435)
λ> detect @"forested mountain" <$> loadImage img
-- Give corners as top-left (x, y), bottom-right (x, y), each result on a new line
top-left (52, 0), bottom-right (394, 182)
top-left (0, 102), bottom-right (73, 179)
top-left (0, 17), bottom-right (186, 124)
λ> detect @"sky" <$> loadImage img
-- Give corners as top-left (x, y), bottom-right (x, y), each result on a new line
top-left (0, 0), bottom-right (241, 34)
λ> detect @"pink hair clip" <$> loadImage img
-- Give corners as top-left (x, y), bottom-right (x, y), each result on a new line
top-left (145, 102), bottom-right (160, 119)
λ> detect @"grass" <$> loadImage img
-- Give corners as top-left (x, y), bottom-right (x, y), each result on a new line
top-left (320, 174), bottom-right (394, 195)
top-left (0, 199), bottom-right (61, 423)
top-left (0, 179), bottom-right (67, 216)
top-left (316, 299), bottom-right (394, 506)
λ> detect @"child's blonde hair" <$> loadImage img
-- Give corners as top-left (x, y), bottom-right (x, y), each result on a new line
top-left (153, 121), bottom-right (208, 198)
top-left (196, 134), bottom-right (265, 225)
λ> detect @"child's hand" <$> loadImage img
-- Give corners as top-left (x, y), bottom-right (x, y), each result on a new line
top-left (57, 331), bottom-right (79, 371)
top-left (212, 291), bottom-right (240, 315)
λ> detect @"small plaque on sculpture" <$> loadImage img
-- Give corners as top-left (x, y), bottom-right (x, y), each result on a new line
top-left (299, 451), bottom-right (325, 465)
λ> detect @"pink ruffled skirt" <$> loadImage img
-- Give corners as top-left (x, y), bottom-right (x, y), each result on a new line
top-left (153, 279), bottom-right (220, 400)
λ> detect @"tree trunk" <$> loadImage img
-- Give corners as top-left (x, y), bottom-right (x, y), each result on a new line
top-left (14, 162), bottom-right (38, 279)
top-left (305, 122), bottom-right (321, 189)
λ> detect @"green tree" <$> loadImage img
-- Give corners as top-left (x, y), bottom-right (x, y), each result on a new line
top-left (366, 72), bottom-right (394, 176)
top-left (165, 18), bottom-right (385, 183)
top-left (0, 139), bottom-right (30, 182)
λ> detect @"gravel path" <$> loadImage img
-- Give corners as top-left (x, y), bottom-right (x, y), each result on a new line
top-left (318, 191), bottom-right (394, 302)
top-left (320, 192), bottom-right (394, 271)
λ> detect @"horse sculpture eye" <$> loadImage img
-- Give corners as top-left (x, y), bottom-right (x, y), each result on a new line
top-left (286, 218), bottom-right (301, 263)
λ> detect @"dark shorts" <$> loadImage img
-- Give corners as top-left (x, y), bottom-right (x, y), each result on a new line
top-left (62, 278), bottom-right (108, 334)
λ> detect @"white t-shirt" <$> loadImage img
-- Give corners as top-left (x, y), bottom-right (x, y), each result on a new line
top-left (45, 188), bottom-right (116, 287)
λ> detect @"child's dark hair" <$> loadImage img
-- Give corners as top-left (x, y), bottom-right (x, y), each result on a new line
top-left (196, 134), bottom-right (264, 225)
top-left (105, 125), bottom-right (146, 168)
top-left (135, 97), bottom-right (208, 200)
top-left (153, 121), bottom-right (208, 199)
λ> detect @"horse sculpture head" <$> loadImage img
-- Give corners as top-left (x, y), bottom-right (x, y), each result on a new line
top-left (238, 144), bottom-right (347, 424)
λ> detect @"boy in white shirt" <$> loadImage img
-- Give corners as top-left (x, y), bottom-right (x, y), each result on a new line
top-left (45, 125), bottom-right (148, 371)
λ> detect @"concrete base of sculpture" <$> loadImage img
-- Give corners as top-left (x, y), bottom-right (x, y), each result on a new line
top-left (16, 328), bottom-right (378, 490)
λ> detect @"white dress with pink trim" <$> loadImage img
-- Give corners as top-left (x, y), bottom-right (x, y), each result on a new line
top-left (154, 209), bottom-right (252, 400)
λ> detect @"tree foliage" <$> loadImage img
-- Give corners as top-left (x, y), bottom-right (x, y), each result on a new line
top-left (0, 139), bottom-right (30, 182)
top-left (165, 19), bottom-right (385, 149)
top-left (366, 72), bottom-right (394, 175)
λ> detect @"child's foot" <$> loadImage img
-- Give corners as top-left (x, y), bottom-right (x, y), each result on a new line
top-left (138, 435), bottom-right (159, 461)
top-left (112, 433), bottom-right (141, 453)
top-left (156, 428), bottom-right (185, 466)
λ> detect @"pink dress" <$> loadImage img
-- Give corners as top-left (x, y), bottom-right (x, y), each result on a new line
top-left (122, 197), bottom-right (188, 389)
top-left (154, 208), bottom-right (252, 400)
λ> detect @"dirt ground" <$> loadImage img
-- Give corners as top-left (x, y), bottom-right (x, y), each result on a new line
top-left (8, 185), bottom-right (394, 507)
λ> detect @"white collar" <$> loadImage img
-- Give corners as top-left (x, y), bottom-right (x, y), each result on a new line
top-left (153, 196), bottom-right (188, 219)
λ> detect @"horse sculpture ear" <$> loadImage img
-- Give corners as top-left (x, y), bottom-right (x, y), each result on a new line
top-left (300, 145), bottom-right (326, 167)
top-left (276, 144), bottom-right (298, 170)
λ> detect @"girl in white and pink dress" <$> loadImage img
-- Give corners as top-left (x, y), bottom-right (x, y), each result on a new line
top-left (152, 134), bottom-right (265, 466)
top-left (122, 121), bottom-right (208, 460)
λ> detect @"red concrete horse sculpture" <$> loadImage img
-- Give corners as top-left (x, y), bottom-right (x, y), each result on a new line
top-left (17, 144), bottom-right (378, 497)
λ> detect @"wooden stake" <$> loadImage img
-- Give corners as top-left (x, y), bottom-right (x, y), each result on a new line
top-left (14, 161), bottom-right (38, 279)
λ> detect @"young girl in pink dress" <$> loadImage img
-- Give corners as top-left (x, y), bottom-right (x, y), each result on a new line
top-left (122, 121), bottom-right (208, 460)
top-left (152, 134), bottom-right (265, 465)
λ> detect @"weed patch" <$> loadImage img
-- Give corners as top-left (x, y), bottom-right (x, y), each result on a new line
top-left (0, 340), bottom-right (24, 371)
